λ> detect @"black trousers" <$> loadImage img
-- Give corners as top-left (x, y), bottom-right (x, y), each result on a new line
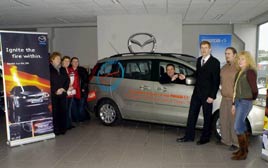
top-left (52, 94), bottom-right (67, 134)
top-left (184, 93), bottom-right (213, 141)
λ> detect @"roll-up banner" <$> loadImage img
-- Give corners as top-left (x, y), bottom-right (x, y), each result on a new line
top-left (199, 34), bottom-right (232, 67)
top-left (0, 31), bottom-right (55, 147)
top-left (262, 88), bottom-right (268, 161)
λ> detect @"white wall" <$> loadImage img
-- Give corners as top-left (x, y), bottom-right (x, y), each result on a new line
top-left (97, 15), bottom-right (182, 59)
top-left (38, 27), bottom-right (98, 69)
top-left (53, 27), bottom-right (98, 68)
top-left (233, 24), bottom-right (257, 56)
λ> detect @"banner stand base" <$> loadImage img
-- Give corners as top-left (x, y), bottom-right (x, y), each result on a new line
top-left (262, 149), bottom-right (268, 162)
top-left (7, 133), bottom-right (55, 147)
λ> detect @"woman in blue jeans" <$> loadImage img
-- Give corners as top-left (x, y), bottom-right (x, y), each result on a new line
top-left (231, 51), bottom-right (258, 160)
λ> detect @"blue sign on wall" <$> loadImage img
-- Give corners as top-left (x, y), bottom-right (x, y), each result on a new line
top-left (199, 34), bottom-right (232, 67)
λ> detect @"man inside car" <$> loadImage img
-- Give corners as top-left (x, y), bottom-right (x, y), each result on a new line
top-left (159, 64), bottom-right (185, 84)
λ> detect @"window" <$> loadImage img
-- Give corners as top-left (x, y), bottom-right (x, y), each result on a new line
top-left (123, 60), bottom-right (152, 81)
top-left (159, 61), bottom-right (194, 79)
top-left (256, 22), bottom-right (268, 108)
top-left (94, 61), bottom-right (123, 78)
top-left (257, 22), bottom-right (268, 88)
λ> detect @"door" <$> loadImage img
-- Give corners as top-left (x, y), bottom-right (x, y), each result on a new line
top-left (153, 60), bottom-right (201, 126)
top-left (111, 59), bottom-right (156, 121)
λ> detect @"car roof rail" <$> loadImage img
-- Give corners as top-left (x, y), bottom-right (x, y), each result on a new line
top-left (109, 52), bottom-right (155, 58)
top-left (109, 52), bottom-right (196, 59)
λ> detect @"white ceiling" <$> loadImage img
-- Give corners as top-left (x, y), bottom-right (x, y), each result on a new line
top-left (0, 0), bottom-right (268, 28)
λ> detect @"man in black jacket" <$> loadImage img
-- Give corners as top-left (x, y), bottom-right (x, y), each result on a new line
top-left (177, 41), bottom-right (220, 145)
top-left (159, 64), bottom-right (185, 84)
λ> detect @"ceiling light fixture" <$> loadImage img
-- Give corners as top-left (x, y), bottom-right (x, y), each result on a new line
top-left (208, 0), bottom-right (216, 3)
top-left (111, 0), bottom-right (120, 4)
top-left (213, 14), bottom-right (223, 20)
top-left (13, 0), bottom-right (30, 7)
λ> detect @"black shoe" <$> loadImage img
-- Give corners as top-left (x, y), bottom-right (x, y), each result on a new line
top-left (176, 137), bottom-right (194, 143)
top-left (196, 139), bottom-right (210, 145)
top-left (54, 132), bottom-right (61, 136)
top-left (215, 139), bottom-right (224, 145)
top-left (229, 145), bottom-right (238, 151)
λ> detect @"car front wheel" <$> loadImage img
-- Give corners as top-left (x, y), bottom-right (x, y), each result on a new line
top-left (212, 110), bottom-right (221, 140)
top-left (212, 110), bottom-right (252, 141)
top-left (97, 99), bottom-right (121, 126)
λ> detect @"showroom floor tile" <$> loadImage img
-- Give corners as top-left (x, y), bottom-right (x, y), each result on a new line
top-left (0, 115), bottom-right (267, 168)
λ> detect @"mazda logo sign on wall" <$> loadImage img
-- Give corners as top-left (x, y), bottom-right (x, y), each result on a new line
top-left (128, 33), bottom-right (156, 53)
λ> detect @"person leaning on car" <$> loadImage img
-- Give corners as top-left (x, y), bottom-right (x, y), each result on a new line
top-left (177, 40), bottom-right (220, 145)
top-left (159, 64), bottom-right (185, 84)
top-left (49, 52), bottom-right (70, 135)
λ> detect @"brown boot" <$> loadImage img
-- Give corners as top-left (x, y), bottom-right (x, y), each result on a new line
top-left (233, 132), bottom-right (249, 155)
top-left (245, 132), bottom-right (250, 153)
top-left (232, 148), bottom-right (240, 155)
top-left (232, 135), bottom-right (240, 155)
top-left (231, 134), bottom-right (247, 160)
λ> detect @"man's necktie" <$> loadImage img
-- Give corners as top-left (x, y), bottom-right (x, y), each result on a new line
top-left (202, 59), bottom-right (205, 66)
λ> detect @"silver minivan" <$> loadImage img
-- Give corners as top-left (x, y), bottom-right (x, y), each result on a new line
top-left (88, 53), bottom-right (265, 138)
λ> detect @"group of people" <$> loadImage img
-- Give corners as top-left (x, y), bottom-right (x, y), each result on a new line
top-left (49, 41), bottom-right (259, 161)
top-left (49, 52), bottom-right (90, 135)
top-left (165, 41), bottom-right (258, 160)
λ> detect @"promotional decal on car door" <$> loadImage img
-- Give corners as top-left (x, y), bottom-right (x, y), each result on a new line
top-left (125, 89), bottom-right (190, 106)
top-left (96, 59), bottom-right (124, 92)
top-left (0, 31), bottom-right (54, 147)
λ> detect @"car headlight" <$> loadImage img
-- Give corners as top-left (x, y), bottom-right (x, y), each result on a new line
top-left (43, 92), bottom-right (50, 98)
top-left (253, 94), bottom-right (266, 107)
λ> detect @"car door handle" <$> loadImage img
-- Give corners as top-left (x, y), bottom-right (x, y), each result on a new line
top-left (156, 87), bottom-right (167, 92)
top-left (139, 85), bottom-right (151, 90)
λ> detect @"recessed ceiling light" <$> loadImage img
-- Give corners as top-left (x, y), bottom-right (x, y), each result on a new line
top-left (111, 0), bottom-right (120, 4)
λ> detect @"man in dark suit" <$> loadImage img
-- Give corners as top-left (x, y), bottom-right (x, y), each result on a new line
top-left (177, 41), bottom-right (220, 145)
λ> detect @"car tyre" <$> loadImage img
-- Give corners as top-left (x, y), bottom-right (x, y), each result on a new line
top-left (212, 110), bottom-right (221, 140)
top-left (212, 110), bottom-right (252, 140)
top-left (97, 99), bottom-right (121, 126)
top-left (10, 101), bottom-right (21, 123)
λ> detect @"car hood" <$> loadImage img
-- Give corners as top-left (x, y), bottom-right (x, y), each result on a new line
top-left (20, 91), bottom-right (43, 96)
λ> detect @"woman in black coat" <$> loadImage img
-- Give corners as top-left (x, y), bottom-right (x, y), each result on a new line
top-left (49, 52), bottom-right (70, 135)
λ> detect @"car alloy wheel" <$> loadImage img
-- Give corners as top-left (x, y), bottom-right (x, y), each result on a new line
top-left (212, 110), bottom-right (221, 140)
top-left (99, 104), bottom-right (116, 124)
top-left (98, 100), bottom-right (121, 126)
top-left (215, 116), bottom-right (221, 138)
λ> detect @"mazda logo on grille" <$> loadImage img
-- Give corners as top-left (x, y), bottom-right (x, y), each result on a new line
top-left (128, 33), bottom-right (156, 53)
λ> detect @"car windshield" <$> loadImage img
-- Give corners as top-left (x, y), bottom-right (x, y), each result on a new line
top-left (21, 86), bottom-right (40, 92)
top-left (179, 57), bottom-right (197, 67)
top-left (166, 54), bottom-right (197, 67)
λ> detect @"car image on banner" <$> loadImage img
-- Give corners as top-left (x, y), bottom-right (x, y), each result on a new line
top-left (8, 85), bottom-right (50, 123)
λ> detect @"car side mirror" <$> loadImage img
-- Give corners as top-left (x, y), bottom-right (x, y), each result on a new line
top-left (185, 77), bottom-right (196, 85)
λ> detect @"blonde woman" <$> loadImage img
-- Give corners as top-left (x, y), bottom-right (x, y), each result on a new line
top-left (231, 51), bottom-right (258, 160)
